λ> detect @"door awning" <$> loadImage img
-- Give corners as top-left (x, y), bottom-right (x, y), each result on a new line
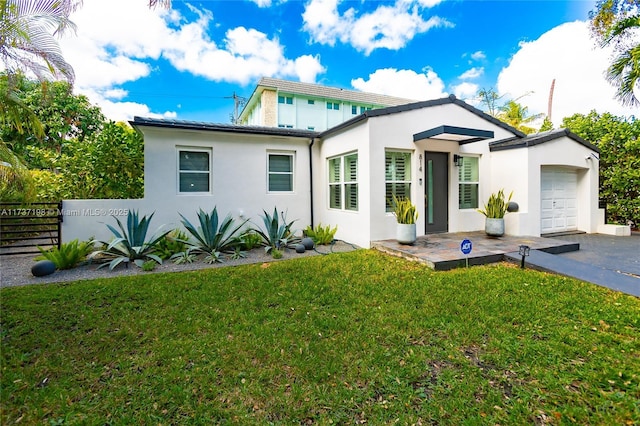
top-left (413, 125), bottom-right (494, 144)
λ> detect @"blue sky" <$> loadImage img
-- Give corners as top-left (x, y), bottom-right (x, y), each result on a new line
top-left (58, 0), bottom-right (636, 125)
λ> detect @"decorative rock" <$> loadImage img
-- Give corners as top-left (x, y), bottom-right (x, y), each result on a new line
top-left (507, 201), bottom-right (519, 213)
top-left (295, 243), bottom-right (306, 254)
top-left (31, 260), bottom-right (56, 277)
top-left (301, 237), bottom-right (315, 250)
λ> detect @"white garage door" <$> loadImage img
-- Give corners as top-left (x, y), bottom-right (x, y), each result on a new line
top-left (541, 168), bottom-right (578, 234)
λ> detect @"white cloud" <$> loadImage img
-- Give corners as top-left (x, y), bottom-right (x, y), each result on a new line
top-left (471, 51), bottom-right (486, 61)
top-left (459, 67), bottom-right (483, 80)
top-left (59, 0), bottom-right (325, 121)
top-left (351, 68), bottom-right (447, 100)
top-left (451, 82), bottom-right (479, 100)
top-left (302, 0), bottom-right (453, 55)
top-left (497, 20), bottom-right (638, 125)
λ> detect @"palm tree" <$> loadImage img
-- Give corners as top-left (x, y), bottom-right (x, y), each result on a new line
top-left (590, 0), bottom-right (640, 107)
top-left (0, 0), bottom-right (81, 137)
top-left (497, 100), bottom-right (543, 135)
top-left (148, 0), bottom-right (171, 8)
top-left (0, 0), bottom-right (81, 83)
top-left (603, 14), bottom-right (640, 106)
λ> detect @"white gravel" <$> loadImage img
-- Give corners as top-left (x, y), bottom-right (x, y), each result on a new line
top-left (0, 241), bottom-right (359, 288)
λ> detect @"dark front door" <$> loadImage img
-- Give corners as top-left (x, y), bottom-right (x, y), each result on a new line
top-left (425, 151), bottom-right (448, 233)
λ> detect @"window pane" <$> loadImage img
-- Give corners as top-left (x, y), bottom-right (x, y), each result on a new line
top-left (352, 105), bottom-right (357, 114)
top-left (278, 96), bottom-right (285, 104)
top-left (385, 183), bottom-right (411, 212)
top-left (329, 158), bottom-right (341, 183)
top-left (269, 174), bottom-right (292, 192)
top-left (327, 102), bottom-right (332, 110)
top-left (344, 154), bottom-right (357, 182)
top-left (269, 154), bottom-right (292, 173)
top-left (458, 157), bottom-right (478, 182)
top-left (333, 103), bottom-right (340, 110)
top-left (329, 185), bottom-right (341, 209)
top-left (459, 184), bottom-right (479, 209)
top-left (286, 97), bottom-right (293, 105)
top-left (180, 151), bottom-right (209, 172)
top-left (345, 183), bottom-right (358, 211)
top-left (180, 172), bottom-right (209, 192)
top-left (385, 151), bottom-right (410, 181)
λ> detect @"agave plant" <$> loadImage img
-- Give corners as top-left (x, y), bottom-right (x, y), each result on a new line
top-left (179, 207), bottom-right (248, 263)
top-left (254, 207), bottom-right (299, 253)
top-left (91, 211), bottom-right (170, 270)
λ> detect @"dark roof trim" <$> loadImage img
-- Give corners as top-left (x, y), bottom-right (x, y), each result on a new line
top-left (413, 125), bottom-right (494, 143)
top-left (130, 116), bottom-right (319, 139)
top-left (489, 128), bottom-right (600, 153)
top-left (319, 95), bottom-right (526, 138)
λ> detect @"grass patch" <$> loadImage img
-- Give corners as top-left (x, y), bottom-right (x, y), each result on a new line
top-left (1, 250), bottom-right (639, 424)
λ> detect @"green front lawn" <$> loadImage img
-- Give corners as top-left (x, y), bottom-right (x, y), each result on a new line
top-left (1, 251), bottom-right (638, 424)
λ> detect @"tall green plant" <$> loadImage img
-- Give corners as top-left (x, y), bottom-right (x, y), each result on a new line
top-left (478, 189), bottom-right (513, 219)
top-left (36, 239), bottom-right (94, 270)
top-left (254, 208), bottom-right (298, 253)
top-left (304, 223), bottom-right (338, 245)
top-left (179, 208), bottom-right (248, 263)
top-left (91, 210), bottom-right (169, 270)
top-left (391, 196), bottom-right (418, 224)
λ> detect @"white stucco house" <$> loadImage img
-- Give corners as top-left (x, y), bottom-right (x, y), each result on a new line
top-left (62, 94), bottom-right (607, 248)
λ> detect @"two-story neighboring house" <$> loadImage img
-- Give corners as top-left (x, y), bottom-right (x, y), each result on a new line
top-left (238, 77), bottom-right (416, 131)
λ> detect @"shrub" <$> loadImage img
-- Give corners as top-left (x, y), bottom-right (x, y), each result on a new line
top-left (179, 207), bottom-right (248, 263)
top-left (254, 208), bottom-right (299, 253)
top-left (391, 196), bottom-right (418, 224)
top-left (36, 239), bottom-right (94, 270)
top-left (240, 231), bottom-right (262, 250)
top-left (141, 260), bottom-right (156, 271)
top-left (155, 230), bottom-right (188, 260)
top-left (90, 210), bottom-right (170, 270)
top-left (304, 223), bottom-right (337, 245)
top-left (478, 189), bottom-right (513, 219)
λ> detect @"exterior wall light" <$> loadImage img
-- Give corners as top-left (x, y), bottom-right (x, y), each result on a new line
top-left (453, 154), bottom-right (463, 167)
top-left (518, 244), bottom-right (530, 269)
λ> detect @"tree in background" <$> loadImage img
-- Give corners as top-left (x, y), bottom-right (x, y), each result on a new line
top-left (476, 88), bottom-right (545, 134)
top-left (590, 0), bottom-right (640, 106)
top-left (563, 111), bottom-right (640, 227)
top-left (0, 0), bottom-right (81, 137)
top-left (497, 100), bottom-right (544, 135)
top-left (31, 122), bottom-right (144, 200)
top-left (0, 73), bottom-right (105, 166)
top-left (0, 74), bottom-right (143, 200)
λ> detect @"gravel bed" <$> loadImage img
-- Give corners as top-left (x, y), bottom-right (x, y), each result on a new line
top-left (0, 241), bottom-right (358, 288)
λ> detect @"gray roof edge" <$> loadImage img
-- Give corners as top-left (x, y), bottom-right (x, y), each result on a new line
top-left (489, 128), bottom-right (600, 153)
top-left (319, 95), bottom-right (525, 139)
top-left (131, 116), bottom-right (319, 139)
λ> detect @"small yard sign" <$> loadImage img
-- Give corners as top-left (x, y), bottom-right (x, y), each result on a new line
top-left (460, 239), bottom-right (472, 268)
top-left (460, 239), bottom-right (472, 255)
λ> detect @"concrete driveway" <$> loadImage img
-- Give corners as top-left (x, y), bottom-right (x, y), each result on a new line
top-left (550, 233), bottom-right (640, 277)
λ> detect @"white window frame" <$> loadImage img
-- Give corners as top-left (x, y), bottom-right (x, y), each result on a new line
top-left (458, 156), bottom-right (480, 209)
top-left (177, 147), bottom-right (212, 194)
top-left (267, 151), bottom-right (295, 193)
top-left (385, 150), bottom-right (412, 212)
top-left (328, 152), bottom-right (358, 211)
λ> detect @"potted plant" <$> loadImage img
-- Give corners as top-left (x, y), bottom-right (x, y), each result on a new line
top-left (478, 189), bottom-right (513, 237)
top-left (392, 195), bottom-right (418, 245)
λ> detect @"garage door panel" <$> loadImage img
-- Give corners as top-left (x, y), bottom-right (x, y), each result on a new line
top-left (541, 168), bottom-right (579, 234)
